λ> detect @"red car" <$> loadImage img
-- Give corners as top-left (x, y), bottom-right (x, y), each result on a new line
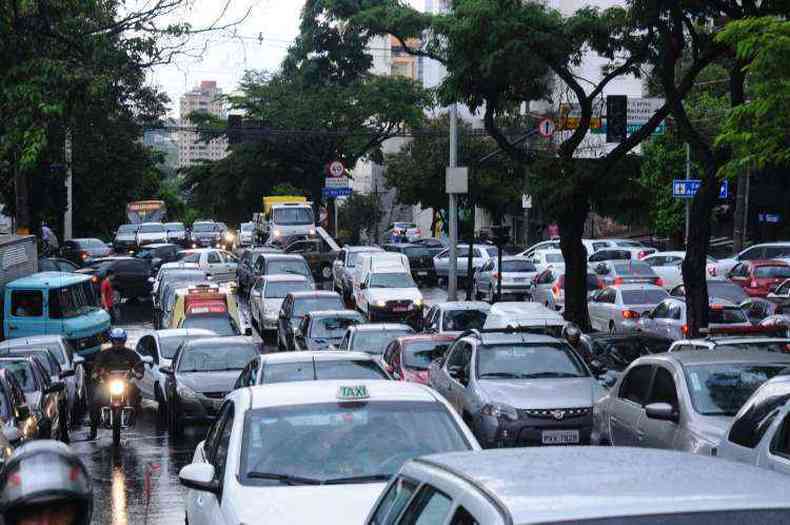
top-left (381, 334), bottom-right (456, 385)
top-left (727, 259), bottom-right (790, 298)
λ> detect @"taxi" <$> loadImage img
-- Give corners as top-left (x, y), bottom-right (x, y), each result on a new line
top-left (169, 284), bottom-right (249, 336)
top-left (179, 380), bottom-right (480, 525)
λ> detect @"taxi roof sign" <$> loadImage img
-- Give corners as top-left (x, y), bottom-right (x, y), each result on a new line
top-left (337, 385), bottom-right (370, 401)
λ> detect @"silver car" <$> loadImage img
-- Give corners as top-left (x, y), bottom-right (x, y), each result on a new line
top-left (235, 351), bottom-right (390, 387)
top-left (473, 256), bottom-right (537, 301)
top-left (433, 244), bottom-right (499, 279)
top-left (588, 284), bottom-right (669, 334)
top-left (422, 301), bottom-right (490, 337)
top-left (593, 350), bottom-right (790, 454)
top-left (719, 374), bottom-right (790, 475)
top-left (591, 259), bottom-right (662, 287)
top-left (669, 336), bottom-right (790, 353)
top-left (367, 447), bottom-right (790, 524)
top-left (429, 330), bottom-right (603, 448)
top-left (531, 269), bottom-right (602, 311)
top-left (334, 323), bottom-right (414, 356)
top-left (249, 274), bottom-right (313, 334)
top-left (332, 245), bottom-right (384, 301)
top-left (637, 298), bottom-right (752, 340)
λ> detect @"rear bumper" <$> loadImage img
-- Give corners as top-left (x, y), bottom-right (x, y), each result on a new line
top-left (369, 305), bottom-right (423, 326)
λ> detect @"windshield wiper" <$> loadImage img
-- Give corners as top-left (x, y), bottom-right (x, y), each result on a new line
top-left (479, 372), bottom-right (523, 379)
top-left (246, 472), bottom-right (322, 485)
top-left (322, 474), bottom-right (390, 485)
top-left (521, 372), bottom-right (582, 379)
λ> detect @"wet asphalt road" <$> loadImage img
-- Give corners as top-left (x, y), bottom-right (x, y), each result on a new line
top-left (75, 283), bottom-right (450, 524)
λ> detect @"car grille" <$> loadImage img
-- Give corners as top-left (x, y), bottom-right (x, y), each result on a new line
top-left (386, 300), bottom-right (412, 309)
top-left (518, 407), bottom-right (591, 420)
top-left (68, 331), bottom-right (107, 351)
top-left (202, 391), bottom-right (227, 399)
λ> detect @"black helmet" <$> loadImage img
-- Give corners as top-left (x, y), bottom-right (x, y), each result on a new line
top-left (0, 440), bottom-right (92, 525)
top-left (562, 323), bottom-right (582, 345)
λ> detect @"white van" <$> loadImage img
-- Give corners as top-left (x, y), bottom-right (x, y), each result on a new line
top-left (352, 252), bottom-right (410, 294)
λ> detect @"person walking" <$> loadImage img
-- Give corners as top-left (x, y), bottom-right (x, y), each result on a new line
top-left (40, 222), bottom-right (59, 256)
top-left (100, 270), bottom-right (118, 323)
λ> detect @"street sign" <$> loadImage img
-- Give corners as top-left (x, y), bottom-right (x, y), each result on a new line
top-left (560, 98), bottom-right (665, 135)
top-left (672, 179), bottom-right (728, 199)
top-left (325, 176), bottom-right (350, 189)
top-left (446, 167), bottom-right (469, 194)
top-left (537, 118), bottom-right (555, 138)
top-left (327, 160), bottom-right (345, 177)
top-left (322, 187), bottom-right (352, 198)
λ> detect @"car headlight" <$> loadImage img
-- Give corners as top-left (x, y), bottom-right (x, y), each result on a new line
top-left (414, 298), bottom-right (423, 307)
top-left (224, 232), bottom-right (234, 241)
top-left (108, 380), bottom-right (125, 396)
top-left (177, 383), bottom-right (200, 400)
top-left (308, 228), bottom-right (316, 235)
top-left (273, 230), bottom-right (281, 237)
top-left (376, 300), bottom-right (386, 307)
top-left (480, 402), bottom-right (519, 421)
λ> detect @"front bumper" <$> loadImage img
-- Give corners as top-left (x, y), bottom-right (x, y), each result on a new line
top-left (192, 237), bottom-right (219, 247)
top-left (475, 411), bottom-right (593, 448)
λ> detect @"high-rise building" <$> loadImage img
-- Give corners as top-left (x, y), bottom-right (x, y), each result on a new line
top-left (177, 81), bottom-right (228, 169)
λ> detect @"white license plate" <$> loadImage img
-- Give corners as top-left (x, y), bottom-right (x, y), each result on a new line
top-left (541, 430), bottom-right (579, 445)
top-left (417, 271), bottom-right (428, 276)
top-left (393, 307), bottom-right (409, 312)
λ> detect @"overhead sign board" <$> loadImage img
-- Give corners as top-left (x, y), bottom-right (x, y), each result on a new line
top-left (446, 167), bottom-right (469, 194)
top-left (672, 179), bottom-right (728, 199)
top-left (559, 98), bottom-right (666, 135)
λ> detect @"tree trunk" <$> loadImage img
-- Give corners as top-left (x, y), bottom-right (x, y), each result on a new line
top-left (558, 194), bottom-right (591, 331)
top-left (681, 161), bottom-right (718, 337)
top-left (14, 159), bottom-right (31, 234)
top-left (733, 172), bottom-right (747, 252)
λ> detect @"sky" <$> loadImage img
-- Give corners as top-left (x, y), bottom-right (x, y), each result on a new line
top-left (147, 0), bottom-right (423, 118)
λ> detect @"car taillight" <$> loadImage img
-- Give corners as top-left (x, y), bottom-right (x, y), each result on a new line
top-left (622, 310), bottom-right (639, 319)
top-left (655, 277), bottom-right (664, 287)
top-left (614, 277), bottom-right (624, 285)
top-left (638, 250), bottom-right (648, 259)
top-left (750, 279), bottom-right (758, 288)
top-left (552, 284), bottom-right (560, 298)
top-left (80, 251), bottom-right (89, 260)
top-left (681, 324), bottom-right (689, 335)
top-left (415, 228), bottom-right (421, 235)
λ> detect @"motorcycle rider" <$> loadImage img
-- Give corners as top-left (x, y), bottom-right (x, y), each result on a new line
top-left (88, 328), bottom-right (144, 440)
top-left (0, 440), bottom-right (93, 525)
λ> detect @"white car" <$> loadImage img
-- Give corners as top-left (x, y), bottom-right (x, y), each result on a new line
top-left (178, 248), bottom-right (238, 283)
top-left (588, 284), bottom-right (669, 334)
top-left (526, 248), bottom-right (565, 272)
top-left (517, 240), bottom-right (560, 258)
top-left (642, 251), bottom-right (721, 289)
top-left (581, 238), bottom-right (657, 259)
top-left (151, 262), bottom-right (201, 301)
top-left (355, 269), bottom-right (424, 324)
top-left (239, 222), bottom-right (255, 247)
top-left (179, 380), bottom-right (480, 524)
top-left (135, 222), bottom-right (168, 247)
top-left (249, 274), bottom-right (313, 333)
top-left (483, 302), bottom-right (566, 335)
top-left (717, 242), bottom-right (790, 276)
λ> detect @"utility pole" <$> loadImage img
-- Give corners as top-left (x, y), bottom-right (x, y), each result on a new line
top-left (448, 103), bottom-right (459, 301)
top-left (64, 130), bottom-right (73, 240)
top-left (684, 142), bottom-right (691, 247)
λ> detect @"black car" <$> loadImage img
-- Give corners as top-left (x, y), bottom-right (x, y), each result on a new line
top-left (135, 243), bottom-right (180, 274)
top-left (77, 256), bottom-right (152, 299)
top-left (60, 238), bottom-right (113, 266)
top-left (113, 224), bottom-right (139, 253)
top-left (37, 257), bottom-right (79, 273)
top-left (578, 333), bottom-right (673, 385)
top-left (383, 243), bottom-right (438, 284)
top-left (294, 310), bottom-right (366, 351)
top-left (161, 337), bottom-right (260, 436)
top-left (237, 247), bottom-right (283, 295)
top-left (277, 291), bottom-right (344, 351)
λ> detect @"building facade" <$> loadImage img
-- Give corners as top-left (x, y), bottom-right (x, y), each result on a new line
top-left (177, 81), bottom-right (229, 169)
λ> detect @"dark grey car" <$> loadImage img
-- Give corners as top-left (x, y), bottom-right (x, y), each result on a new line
top-left (429, 330), bottom-right (604, 448)
top-left (276, 291), bottom-right (345, 351)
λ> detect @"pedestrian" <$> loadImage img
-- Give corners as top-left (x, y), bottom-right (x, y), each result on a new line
top-left (100, 270), bottom-right (118, 323)
top-left (40, 222), bottom-right (59, 256)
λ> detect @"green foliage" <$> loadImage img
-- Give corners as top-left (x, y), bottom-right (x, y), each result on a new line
top-left (638, 133), bottom-right (687, 237)
top-left (716, 17), bottom-right (790, 177)
top-left (338, 192), bottom-right (381, 244)
top-left (271, 183), bottom-right (305, 196)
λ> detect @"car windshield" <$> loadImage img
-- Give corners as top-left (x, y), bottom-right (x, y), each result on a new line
top-left (160, 335), bottom-right (214, 359)
top-left (192, 223), bottom-right (217, 232)
top-left (621, 289), bottom-right (669, 305)
top-left (178, 344), bottom-right (257, 372)
top-left (351, 330), bottom-right (414, 355)
top-left (117, 225), bottom-right (137, 234)
top-left (347, 251), bottom-right (379, 268)
top-left (310, 316), bottom-right (362, 338)
top-left (709, 307), bottom-right (748, 324)
top-left (139, 224), bottom-right (165, 233)
top-left (502, 260), bottom-right (536, 273)
top-left (0, 362), bottom-right (38, 393)
top-left (241, 223), bottom-right (254, 232)
top-left (404, 341), bottom-right (451, 370)
top-left (165, 223), bottom-right (185, 231)
top-left (442, 310), bottom-right (487, 332)
top-left (239, 401), bottom-right (469, 484)
top-left (265, 281), bottom-right (311, 298)
top-left (48, 281), bottom-right (99, 319)
top-left (613, 262), bottom-right (655, 276)
top-left (685, 364), bottom-right (789, 416)
top-left (716, 341), bottom-right (790, 353)
top-left (181, 315), bottom-right (239, 336)
top-left (708, 281), bottom-right (748, 304)
top-left (262, 361), bottom-right (387, 383)
top-left (755, 266), bottom-right (790, 279)
top-left (477, 344), bottom-right (589, 379)
top-left (293, 297), bottom-right (344, 319)
top-left (404, 247), bottom-right (431, 257)
top-left (272, 207), bottom-right (314, 225)
top-left (369, 273), bottom-right (416, 288)
top-left (267, 260), bottom-right (310, 278)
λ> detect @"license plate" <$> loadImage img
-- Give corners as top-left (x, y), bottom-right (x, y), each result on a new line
top-left (541, 430), bottom-right (579, 445)
top-left (417, 271), bottom-right (428, 276)
top-left (393, 307), bottom-right (409, 312)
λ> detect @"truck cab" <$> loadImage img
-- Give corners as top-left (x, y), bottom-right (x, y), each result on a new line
top-left (260, 196), bottom-right (315, 243)
top-left (2, 272), bottom-right (111, 360)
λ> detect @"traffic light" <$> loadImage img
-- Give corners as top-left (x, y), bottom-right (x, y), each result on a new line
top-left (606, 95), bottom-right (627, 143)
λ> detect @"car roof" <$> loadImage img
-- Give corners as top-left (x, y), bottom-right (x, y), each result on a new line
top-left (487, 302), bottom-right (564, 322)
top-left (259, 351), bottom-right (376, 364)
top-left (435, 301), bottom-right (491, 311)
top-left (181, 336), bottom-right (256, 349)
top-left (614, 283), bottom-right (666, 291)
top-left (260, 274), bottom-right (309, 283)
top-left (8, 272), bottom-right (91, 288)
top-left (241, 379), bottom-right (441, 409)
top-left (414, 447), bottom-right (790, 522)
top-left (154, 328), bottom-right (217, 339)
top-left (651, 349), bottom-right (790, 366)
top-left (584, 333), bottom-right (671, 343)
top-left (289, 291), bottom-right (340, 299)
top-left (477, 332), bottom-right (562, 345)
top-left (307, 310), bottom-right (363, 319)
top-left (261, 254), bottom-right (306, 261)
top-left (350, 323), bottom-right (413, 332)
top-left (0, 335), bottom-right (64, 349)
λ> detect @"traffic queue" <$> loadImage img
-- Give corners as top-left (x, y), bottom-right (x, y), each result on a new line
top-left (5, 226), bottom-right (790, 523)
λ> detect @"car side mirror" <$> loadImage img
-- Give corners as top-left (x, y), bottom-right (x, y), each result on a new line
top-left (179, 464), bottom-right (219, 494)
top-left (59, 369), bottom-right (75, 379)
top-left (141, 355), bottom-right (154, 367)
top-left (159, 366), bottom-right (174, 375)
top-left (600, 373), bottom-right (618, 389)
top-left (645, 402), bottom-right (679, 423)
top-left (46, 382), bottom-right (66, 395)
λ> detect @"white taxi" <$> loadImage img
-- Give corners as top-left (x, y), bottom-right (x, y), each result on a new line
top-left (179, 380), bottom-right (479, 524)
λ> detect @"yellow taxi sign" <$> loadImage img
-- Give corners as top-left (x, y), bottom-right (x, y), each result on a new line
top-left (337, 385), bottom-right (369, 401)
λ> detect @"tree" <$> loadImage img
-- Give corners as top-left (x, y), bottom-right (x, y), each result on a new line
top-left (338, 192), bottom-right (382, 244)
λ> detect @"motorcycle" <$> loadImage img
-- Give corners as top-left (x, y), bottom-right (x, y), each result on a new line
top-left (97, 365), bottom-right (146, 448)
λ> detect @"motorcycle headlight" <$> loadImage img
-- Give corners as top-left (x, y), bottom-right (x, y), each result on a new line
top-left (224, 232), bottom-right (234, 242)
top-left (414, 298), bottom-right (423, 307)
top-left (273, 229), bottom-right (281, 237)
top-left (109, 380), bottom-right (125, 396)
top-left (376, 300), bottom-right (386, 308)
top-left (177, 383), bottom-right (199, 400)
top-left (481, 402), bottom-right (519, 421)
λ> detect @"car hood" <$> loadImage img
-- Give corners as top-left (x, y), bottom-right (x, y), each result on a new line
top-left (62, 309), bottom-right (111, 339)
top-left (234, 484), bottom-right (385, 524)
top-left (477, 377), bottom-right (597, 409)
top-left (177, 371), bottom-right (241, 394)
top-left (366, 288), bottom-right (423, 302)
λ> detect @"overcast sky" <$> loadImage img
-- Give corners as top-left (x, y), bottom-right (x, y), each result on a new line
top-left (147, 0), bottom-right (423, 118)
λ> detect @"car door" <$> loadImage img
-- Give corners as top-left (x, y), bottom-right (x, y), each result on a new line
top-left (249, 278), bottom-right (265, 325)
top-left (607, 364), bottom-right (653, 446)
top-left (638, 365), bottom-right (682, 449)
top-left (766, 409), bottom-right (790, 475)
top-left (640, 301), bottom-right (668, 337)
top-left (728, 262), bottom-right (751, 288)
top-left (5, 290), bottom-right (47, 338)
top-left (444, 341), bottom-right (472, 413)
top-left (206, 251), bottom-right (224, 281)
top-left (430, 341), bottom-right (460, 401)
top-left (219, 252), bottom-right (237, 282)
top-left (135, 335), bottom-right (156, 400)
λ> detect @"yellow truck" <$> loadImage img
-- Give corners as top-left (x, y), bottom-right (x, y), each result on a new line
top-left (256, 195), bottom-right (315, 244)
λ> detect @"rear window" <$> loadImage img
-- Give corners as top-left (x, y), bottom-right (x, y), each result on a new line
top-left (77, 239), bottom-right (107, 248)
top-left (310, 316), bottom-right (363, 338)
top-left (192, 223), bottom-right (217, 232)
top-left (139, 224), bottom-right (165, 233)
top-left (265, 281), bottom-right (311, 298)
top-left (755, 266), bottom-right (790, 279)
top-left (614, 241), bottom-right (644, 248)
top-left (443, 310), bottom-right (487, 332)
top-left (708, 281), bottom-right (749, 304)
top-left (292, 297), bottom-right (344, 318)
top-left (621, 289), bottom-right (669, 305)
top-left (181, 315), bottom-right (238, 336)
top-left (404, 247), bottom-right (431, 257)
top-left (266, 260), bottom-right (310, 278)
top-left (165, 223), bottom-right (185, 231)
top-left (117, 225), bottom-right (138, 233)
top-left (545, 253), bottom-right (564, 263)
top-left (502, 260), bottom-right (536, 273)
top-left (709, 307), bottom-right (748, 324)
top-left (613, 262), bottom-right (655, 276)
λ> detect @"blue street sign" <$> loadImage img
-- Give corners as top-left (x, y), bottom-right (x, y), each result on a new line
top-left (672, 179), bottom-right (728, 199)
top-left (322, 187), bottom-right (352, 198)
